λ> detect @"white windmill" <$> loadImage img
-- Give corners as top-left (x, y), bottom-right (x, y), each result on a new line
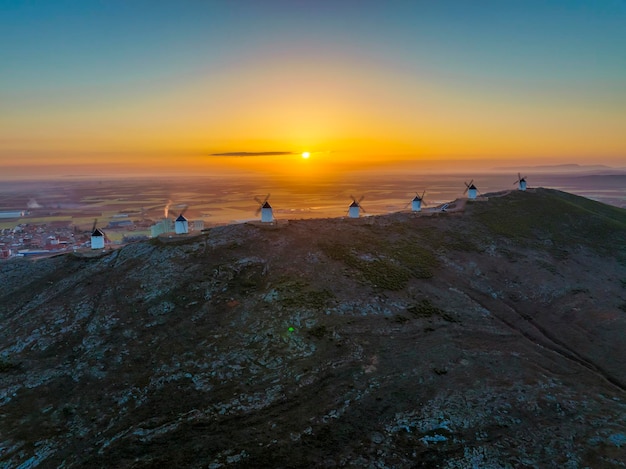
top-left (175, 211), bottom-right (188, 234)
top-left (255, 194), bottom-right (273, 223)
top-left (347, 195), bottom-right (365, 218)
top-left (464, 180), bottom-right (479, 200)
top-left (514, 173), bottom-right (528, 191)
top-left (90, 219), bottom-right (105, 250)
top-left (406, 190), bottom-right (427, 212)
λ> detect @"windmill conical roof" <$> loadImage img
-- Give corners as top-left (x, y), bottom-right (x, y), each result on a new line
top-left (413, 195), bottom-right (421, 201)
top-left (176, 214), bottom-right (187, 222)
top-left (262, 201), bottom-right (272, 208)
top-left (349, 201), bottom-right (360, 208)
top-left (91, 228), bottom-right (104, 237)
top-left (469, 184), bottom-right (477, 189)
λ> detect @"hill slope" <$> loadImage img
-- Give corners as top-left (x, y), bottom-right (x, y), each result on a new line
top-left (1, 188), bottom-right (626, 468)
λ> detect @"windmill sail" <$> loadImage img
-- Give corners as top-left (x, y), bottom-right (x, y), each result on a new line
top-left (514, 173), bottom-right (528, 191)
top-left (348, 195), bottom-right (365, 217)
top-left (254, 194), bottom-right (273, 222)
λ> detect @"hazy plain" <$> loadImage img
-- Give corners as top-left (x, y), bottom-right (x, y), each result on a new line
top-left (1, 170), bottom-right (625, 238)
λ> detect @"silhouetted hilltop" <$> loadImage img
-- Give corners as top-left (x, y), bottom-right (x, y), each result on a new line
top-left (1, 188), bottom-right (626, 468)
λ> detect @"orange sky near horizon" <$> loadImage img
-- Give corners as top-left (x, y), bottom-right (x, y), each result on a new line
top-left (3, 58), bottom-right (625, 179)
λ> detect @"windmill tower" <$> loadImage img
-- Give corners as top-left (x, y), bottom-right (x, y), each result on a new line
top-left (514, 173), bottom-right (528, 191)
top-left (175, 213), bottom-right (188, 234)
top-left (90, 219), bottom-right (105, 249)
top-left (464, 180), bottom-right (479, 200)
top-left (347, 195), bottom-right (365, 218)
top-left (409, 190), bottom-right (427, 212)
top-left (255, 194), bottom-right (273, 223)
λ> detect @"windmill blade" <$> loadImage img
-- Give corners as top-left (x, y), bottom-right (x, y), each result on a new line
top-left (404, 201), bottom-right (411, 209)
top-left (180, 205), bottom-right (189, 216)
top-left (358, 195), bottom-right (365, 203)
top-left (254, 194), bottom-right (269, 214)
top-left (92, 218), bottom-right (97, 232)
top-left (421, 190), bottom-right (426, 200)
top-left (463, 179), bottom-right (473, 194)
top-left (349, 194), bottom-right (356, 203)
top-left (360, 205), bottom-right (367, 214)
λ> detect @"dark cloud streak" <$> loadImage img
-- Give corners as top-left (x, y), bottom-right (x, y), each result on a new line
top-left (211, 151), bottom-right (295, 157)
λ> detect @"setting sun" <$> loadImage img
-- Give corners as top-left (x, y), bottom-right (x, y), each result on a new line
top-left (302, 152), bottom-right (310, 159)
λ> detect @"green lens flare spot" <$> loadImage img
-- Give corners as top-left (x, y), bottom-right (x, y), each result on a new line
top-left (288, 327), bottom-right (295, 332)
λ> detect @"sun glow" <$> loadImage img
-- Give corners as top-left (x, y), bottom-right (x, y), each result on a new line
top-left (301, 152), bottom-right (310, 159)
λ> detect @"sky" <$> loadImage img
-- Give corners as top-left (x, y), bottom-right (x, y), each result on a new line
top-left (1, 0), bottom-right (625, 179)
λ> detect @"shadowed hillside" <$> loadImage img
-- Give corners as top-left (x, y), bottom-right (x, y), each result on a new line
top-left (1, 189), bottom-right (626, 468)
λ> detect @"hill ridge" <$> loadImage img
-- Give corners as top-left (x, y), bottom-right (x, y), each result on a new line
top-left (1, 188), bottom-right (626, 468)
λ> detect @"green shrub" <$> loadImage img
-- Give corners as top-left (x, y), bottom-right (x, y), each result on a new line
top-left (318, 237), bottom-right (438, 290)
top-left (407, 299), bottom-right (458, 323)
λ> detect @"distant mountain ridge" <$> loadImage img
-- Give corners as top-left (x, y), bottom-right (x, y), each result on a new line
top-left (1, 188), bottom-right (626, 468)
top-left (493, 163), bottom-right (623, 172)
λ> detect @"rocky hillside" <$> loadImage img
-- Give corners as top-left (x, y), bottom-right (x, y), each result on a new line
top-left (1, 188), bottom-right (626, 468)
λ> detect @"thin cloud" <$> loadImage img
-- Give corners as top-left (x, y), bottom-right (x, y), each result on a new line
top-left (211, 151), bottom-right (296, 157)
